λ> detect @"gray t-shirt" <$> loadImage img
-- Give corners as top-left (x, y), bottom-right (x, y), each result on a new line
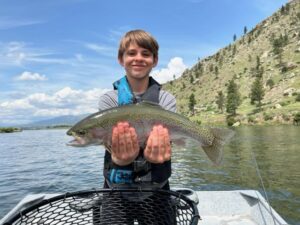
top-left (98, 90), bottom-right (176, 112)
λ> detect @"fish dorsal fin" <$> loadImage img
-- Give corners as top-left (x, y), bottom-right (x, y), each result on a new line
top-left (138, 100), bottom-right (162, 108)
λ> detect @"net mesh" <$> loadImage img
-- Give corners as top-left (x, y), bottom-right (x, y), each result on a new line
top-left (4, 189), bottom-right (199, 225)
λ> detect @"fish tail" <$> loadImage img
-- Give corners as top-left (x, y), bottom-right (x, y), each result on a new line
top-left (202, 128), bottom-right (235, 165)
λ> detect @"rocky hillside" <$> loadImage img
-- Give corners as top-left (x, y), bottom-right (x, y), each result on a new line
top-left (164, 0), bottom-right (300, 125)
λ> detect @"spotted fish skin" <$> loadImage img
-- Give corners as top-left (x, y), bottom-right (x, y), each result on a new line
top-left (67, 102), bottom-right (234, 164)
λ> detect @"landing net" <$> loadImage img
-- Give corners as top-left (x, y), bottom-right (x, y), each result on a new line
top-left (3, 189), bottom-right (200, 225)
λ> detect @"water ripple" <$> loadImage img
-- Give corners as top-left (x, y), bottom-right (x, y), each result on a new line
top-left (0, 127), bottom-right (299, 224)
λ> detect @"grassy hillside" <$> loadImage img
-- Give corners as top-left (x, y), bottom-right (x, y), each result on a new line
top-left (164, 0), bottom-right (300, 125)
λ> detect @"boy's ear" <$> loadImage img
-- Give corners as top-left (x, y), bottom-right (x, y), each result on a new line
top-left (118, 57), bottom-right (124, 66)
top-left (153, 57), bottom-right (158, 67)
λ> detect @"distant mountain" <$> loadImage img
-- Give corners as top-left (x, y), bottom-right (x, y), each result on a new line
top-left (164, 0), bottom-right (300, 125)
top-left (21, 114), bottom-right (89, 129)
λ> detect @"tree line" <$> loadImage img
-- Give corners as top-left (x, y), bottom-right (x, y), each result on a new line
top-left (188, 76), bottom-right (265, 118)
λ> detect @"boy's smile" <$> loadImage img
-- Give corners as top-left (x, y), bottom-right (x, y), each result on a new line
top-left (119, 42), bottom-right (158, 81)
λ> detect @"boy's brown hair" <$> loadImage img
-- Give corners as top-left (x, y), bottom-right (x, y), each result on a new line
top-left (118, 29), bottom-right (159, 60)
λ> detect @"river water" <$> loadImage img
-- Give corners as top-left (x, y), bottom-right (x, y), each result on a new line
top-left (0, 126), bottom-right (299, 224)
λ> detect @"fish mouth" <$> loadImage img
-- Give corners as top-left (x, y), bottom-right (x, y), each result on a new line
top-left (67, 135), bottom-right (88, 147)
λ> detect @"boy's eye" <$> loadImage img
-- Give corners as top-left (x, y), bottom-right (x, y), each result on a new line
top-left (142, 52), bottom-right (152, 57)
top-left (127, 51), bottom-right (137, 56)
top-left (125, 50), bottom-right (153, 57)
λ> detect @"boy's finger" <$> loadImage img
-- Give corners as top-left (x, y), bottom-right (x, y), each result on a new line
top-left (144, 135), bottom-right (152, 159)
top-left (124, 126), bottom-right (133, 153)
top-left (130, 127), bottom-right (139, 151)
top-left (111, 127), bottom-right (119, 153)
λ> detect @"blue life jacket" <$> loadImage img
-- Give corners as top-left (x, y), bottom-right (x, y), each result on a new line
top-left (103, 76), bottom-right (171, 188)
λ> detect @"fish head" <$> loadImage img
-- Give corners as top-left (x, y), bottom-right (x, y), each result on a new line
top-left (66, 127), bottom-right (107, 147)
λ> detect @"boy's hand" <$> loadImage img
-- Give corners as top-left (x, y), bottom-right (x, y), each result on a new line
top-left (144, 125), bottom-right (171, 164)
top-left (111, 122), bottom-right (139, 166)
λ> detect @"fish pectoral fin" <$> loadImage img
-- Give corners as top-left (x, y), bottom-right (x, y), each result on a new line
top-left (171, 138), bottom-right (186, 146)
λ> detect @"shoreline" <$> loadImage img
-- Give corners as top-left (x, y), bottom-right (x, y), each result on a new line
top-left (0, 127), bottom-right (22, 133)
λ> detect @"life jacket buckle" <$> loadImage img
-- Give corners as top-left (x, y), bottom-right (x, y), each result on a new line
top-left (133, 156), bottom-right (151, 173)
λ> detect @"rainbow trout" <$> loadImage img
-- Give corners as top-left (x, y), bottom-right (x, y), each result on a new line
top-left (67, 102), bottom-right (234, 164)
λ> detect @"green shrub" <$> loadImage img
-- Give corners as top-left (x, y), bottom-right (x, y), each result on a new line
top-left (226, 116), bottom-right (236, 126)
top-left (206, 105), bottom-right (214, 112)
top-left (294, 113), bottom-right (300, 125)
top-left (282, 114), bottom-right (290, 121)
top-left (248, 116), bottom-right (255, 123)
top-left (252, 108), bottom-right (262, 114)
top-left (0, 127), bottom-right (19, 133)
top-left (279, 101), bottom-right (290, 106)
top-left (296, 93), bottom-right (300, 102)
top-left (281, 66), bottom-right (288, 73)
top-left (263, 113), bottom-right (273, 121)
top-left (266, 79), bottom-right (275, 88)
top-left (196, 120), bottom-right (201, 125)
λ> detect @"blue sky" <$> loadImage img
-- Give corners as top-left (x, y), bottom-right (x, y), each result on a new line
top-left (0, 0), bottom-right (289, 125)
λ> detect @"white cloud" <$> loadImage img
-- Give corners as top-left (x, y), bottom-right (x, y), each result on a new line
top-left (15, 71), bottom-right (48, 81)
top-left (0, 41), bottom-right (26, 65)
top-left (85, 43), bottom-right (114, 54)
top-left (0, 99), bottom-right (34, 110)
top-left (75, 54), bottom-right (84, 62)
top-left (0, 41), bottom-right (69, 66)
top-left (0, 18), bottom-right (44, 30)
top-left (0, 87), bottom-right (111, 125)
top-left (151, 57), bottom-right (187, 84)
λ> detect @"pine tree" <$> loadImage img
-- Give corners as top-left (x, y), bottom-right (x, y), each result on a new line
top-left (244, 26), bottom-right (247, 35)
top-left (216, 91), bottom-right (225, 113)
top-left (189, 93), bottom-right (196, 115)
top-left (214, 66), bottom-right (219, 76)
top-left (233, 34), bottom-right (237, 42)
top-left (280, 5), bottom-right (285, 15)
top-left (232, 45), bottom-right (237, 56)
top-left (256, 56), bottom-right (260, 70)
top-left (271, 34), bottom-right (289, 66)
top-left (226, 79), bottom-right (241, 115)
top-left (190, 75), bottom-right (194, 84)
top-left (215, 52), bottom-right (220, 62)
top-left (253, 56), bottom-right (264, 78)
top-left (266, 78), bottom-right (275, 89)
top-left (197, 62), bottom-right (203, 76)
top-left (250, 77), bottom-right (265, 107)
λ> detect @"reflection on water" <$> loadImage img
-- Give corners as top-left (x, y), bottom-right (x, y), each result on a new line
top-left (0, 126), bottom-right (299, 224)
top-left (171, 126), bottom-right (300, 224)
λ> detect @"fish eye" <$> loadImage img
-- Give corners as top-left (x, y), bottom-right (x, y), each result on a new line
top-left (77, 130), bottom-right (87, 135)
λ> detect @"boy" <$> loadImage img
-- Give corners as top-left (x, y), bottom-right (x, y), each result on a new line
top-left (96, 30), bottom-right (177, 224)
top-left (98, 29), bottom-right (176, 190)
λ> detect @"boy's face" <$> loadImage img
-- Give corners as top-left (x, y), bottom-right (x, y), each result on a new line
top-left (119, 42), bottom-right (158, 81)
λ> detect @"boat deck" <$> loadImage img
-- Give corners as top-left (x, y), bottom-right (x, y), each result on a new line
top-left (0, 189), bottom-right (288, 225)
top-left (194, 190), bottom-right (288, 225)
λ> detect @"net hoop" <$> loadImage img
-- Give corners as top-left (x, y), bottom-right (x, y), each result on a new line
top-left (3, 188), bottom-right (200, 225)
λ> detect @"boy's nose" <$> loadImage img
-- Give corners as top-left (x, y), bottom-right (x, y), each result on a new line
top-left (134, 53), bottom-right (144, 61)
